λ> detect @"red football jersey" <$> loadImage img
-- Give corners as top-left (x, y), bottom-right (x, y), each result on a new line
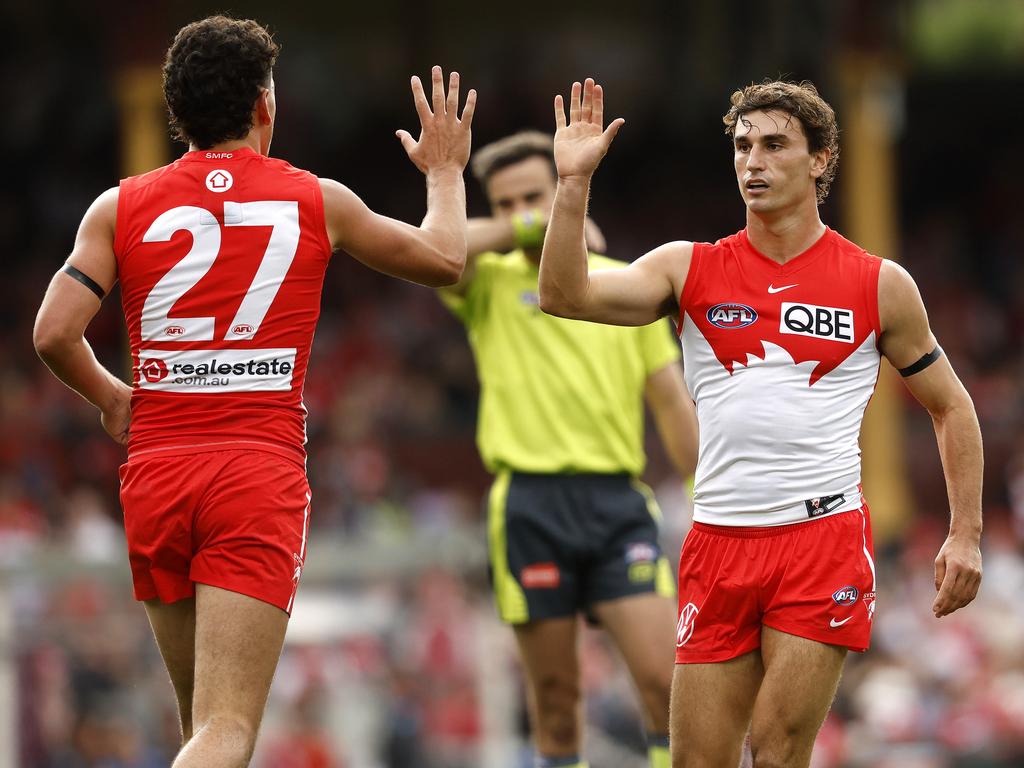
top-left (677, 227), bottom-right (883, 526)
top-left (113, 147), bottom-right (333, 466)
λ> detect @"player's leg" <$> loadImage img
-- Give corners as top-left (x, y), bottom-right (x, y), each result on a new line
top-left (171, 584), bottom-right (288, 768)
top-left (747, 628), bottom-right (846, 768)
top-left (514, 617), bottom-right (586, 764)
top-left (670, 651), bottom-right (763, 768)
top-left (144, 598), bottom-right (197, 743)
top-left (590, 593), bottom-right (675, 767)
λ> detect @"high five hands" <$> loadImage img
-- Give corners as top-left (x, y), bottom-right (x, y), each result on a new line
top-left (397, 66), bottom-right (477, 175)
top-left (553, 78), bottom-right (625, 180)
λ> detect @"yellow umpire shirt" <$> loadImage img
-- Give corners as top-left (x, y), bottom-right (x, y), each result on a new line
top-left (441, 250), bottom-right (681, 476)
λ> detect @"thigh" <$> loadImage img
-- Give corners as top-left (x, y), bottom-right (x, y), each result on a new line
top-left (584, 479), bottom-right (675, 609)
top-left (488, 472), bottom-right (582, 625)
top-left (191, 451), bottom-right (312, 614)
top-left (591, 592), bottom-right (676, 729)
top-left (145, 597), bottom-right (197, 736)
top-left (671, 650), bottom-right (763, 768)
top-left (191, 583), bottom-right (289, 729)
top-left (749, 626), bottom-right (847, 765)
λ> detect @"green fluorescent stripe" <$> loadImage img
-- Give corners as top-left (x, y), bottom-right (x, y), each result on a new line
top-left (488, 471), bottom-right (529, 623)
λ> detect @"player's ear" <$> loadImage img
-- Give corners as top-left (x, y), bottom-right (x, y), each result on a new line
top-left (256, 86), bottom-right (274, 127)
top-left (810, 147), bottom-right (830, 179)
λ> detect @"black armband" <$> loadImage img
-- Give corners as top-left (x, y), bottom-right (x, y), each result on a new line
top-left (62, 264), bottom-right (105, 300)
top-left (898, 346), bottom-right (942, 377)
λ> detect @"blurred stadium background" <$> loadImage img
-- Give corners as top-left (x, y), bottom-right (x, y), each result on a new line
top-left (2, 0), bottom-right (1023, 765)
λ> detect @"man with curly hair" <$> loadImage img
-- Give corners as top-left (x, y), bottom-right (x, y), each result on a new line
top-left (33, 15), bottom-right (475, 768)
top-left (538, 78), bottom-right (983, 766)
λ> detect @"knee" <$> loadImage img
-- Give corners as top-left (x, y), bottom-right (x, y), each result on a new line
top-left (750, 725), bottom-right (806, 768)
top-left (531, 673), bottom-right (581, 745)
top-left (194, 713), bottom-right (259, 759)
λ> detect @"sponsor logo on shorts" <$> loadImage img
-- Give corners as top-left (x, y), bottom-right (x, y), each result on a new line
top-left (676, 602), bottom-right (699, 647)
top-left (862, 591), bottom-right (877, 621)
top-left (832, 585), bottom-right (859, 606)
top-left (519, 290), bottom-right (540, 306)
top-left (780, 302), bottom-right (854, 343)
top-left (625, 542), bottom-right (658, 564)
top-left (707, 303), bottom-right (757, 329)
top-left (829, 616), bottom-right (853, 628)
top-left (628, 562), bottom-right (656, 583)
top-left (137, 348), bottom-right (297, 393)
top-left (521, 562), bottom-right (560, 589)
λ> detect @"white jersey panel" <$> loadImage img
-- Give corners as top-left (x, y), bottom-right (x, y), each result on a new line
top-left (682, 315), bottom-right (880, 525)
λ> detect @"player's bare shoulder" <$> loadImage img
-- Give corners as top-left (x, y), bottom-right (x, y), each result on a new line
top-left (634, 239), bottom-right (694, 304)
top-left (877, 259), bottom-right (928, 332)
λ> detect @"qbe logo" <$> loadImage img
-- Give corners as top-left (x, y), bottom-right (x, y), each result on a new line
top-left (676, 602), bottom-right (700, 647)
top-left (707, 302), bottom-right (757, 329)
top-left (140, 358), bottom-right (168, 383)
top-left (832, 585), bottom-right (859, 606)
top-left (780, 302), bottom-right (854, 343)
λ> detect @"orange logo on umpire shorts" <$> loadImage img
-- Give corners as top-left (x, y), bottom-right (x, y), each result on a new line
top-left (521, 562), bottom-right (560, 589)
top-left (676, 602), bottom-right (699, 647)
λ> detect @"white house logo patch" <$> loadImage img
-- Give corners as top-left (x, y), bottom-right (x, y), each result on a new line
top-left (205, 169), bottom-right (233, 193)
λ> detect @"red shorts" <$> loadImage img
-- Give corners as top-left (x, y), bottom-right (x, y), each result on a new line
top-left (674, 507), bottom-right (876, 664)
top-left (119, 449), bottom-right (311, 614)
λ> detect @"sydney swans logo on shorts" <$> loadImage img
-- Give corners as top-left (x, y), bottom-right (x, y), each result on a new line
top-left (676, 602), bottom-right (699, 647)
top-left (707, 303), bottom-right (757, 329)
top-left (137, 348), bottom-right (297, 393)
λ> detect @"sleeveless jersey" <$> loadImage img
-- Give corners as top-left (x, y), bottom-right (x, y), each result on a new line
top-left (678, 227), bottom-right (882, 526)
top-left (113, 147), bottom-right (333, 466)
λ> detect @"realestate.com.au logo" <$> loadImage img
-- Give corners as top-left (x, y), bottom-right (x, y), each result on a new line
top-left (140, 358), bottom-right (168, 383)
top-left (137, 348), bottom-right (297, 393)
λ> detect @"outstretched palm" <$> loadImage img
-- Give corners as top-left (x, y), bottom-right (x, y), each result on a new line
top-left (553, 78), bottom-right (625, 180)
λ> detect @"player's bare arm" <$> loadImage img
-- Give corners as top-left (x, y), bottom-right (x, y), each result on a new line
top-left (33, 187), bottom-right (132, 444)
top-left (539, 78), bottom-right (684, 325)
top-left (320, 67), bottom-right (476, 288)
top-left (645, 363), bottom-right (699, 478)
top-left (878, 259), bottom-right (983, 618)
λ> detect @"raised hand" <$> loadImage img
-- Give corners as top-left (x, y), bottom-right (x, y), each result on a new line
top-left (397, 66), bottom-right (477, 176)
top-left (553, 78), bottom-right (625, 180)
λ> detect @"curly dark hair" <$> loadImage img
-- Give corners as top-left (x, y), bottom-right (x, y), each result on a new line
top-left (722, 80), bottom-right (840, 203)
top-left (162, 16), bottom-right (280, 149)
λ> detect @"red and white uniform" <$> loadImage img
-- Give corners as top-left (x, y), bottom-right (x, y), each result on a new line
top-left (114, 147), bottom-right (332, 467)
top-left (114, 147), bottom-right (331, 613)
top-left (674, 227), bottom-right (881, 661)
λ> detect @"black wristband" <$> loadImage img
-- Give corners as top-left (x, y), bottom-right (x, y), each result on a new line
top-left (898, 346), bottom-right (942, 377)
top-left (62, 264), bottom-right (105, 300)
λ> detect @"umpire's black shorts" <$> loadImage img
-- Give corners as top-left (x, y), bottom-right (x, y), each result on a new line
top-left (487, 469), bottom-right (676, 624)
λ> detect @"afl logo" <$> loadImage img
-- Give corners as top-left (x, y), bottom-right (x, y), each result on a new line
top-left (676, 602), bottom-right (699, 647)
top-left (707, 303), bottom-right (757, 329)
top-left (232, 324), bottom-right (255, 336)
top-left (165, 326), bottom-right (185, 337)
top-left (140, 358), bottom-right (168, 383)
top-left (832, 586), bottom-right (859, 606)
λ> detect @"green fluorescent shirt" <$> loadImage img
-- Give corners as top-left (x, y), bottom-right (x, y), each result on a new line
top-left (441, 250), bottom-right (681, 475)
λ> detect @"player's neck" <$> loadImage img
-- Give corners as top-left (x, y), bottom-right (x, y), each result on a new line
top-left (189, 134), bottom-right (265, 156)
top-left (745, 206), bottom-right (825, 265)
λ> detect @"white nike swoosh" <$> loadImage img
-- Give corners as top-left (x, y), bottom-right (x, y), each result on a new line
top-left (767, 283), bottom-right (799, 294)
top-left (829, 616), bottom-right (852, 628)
